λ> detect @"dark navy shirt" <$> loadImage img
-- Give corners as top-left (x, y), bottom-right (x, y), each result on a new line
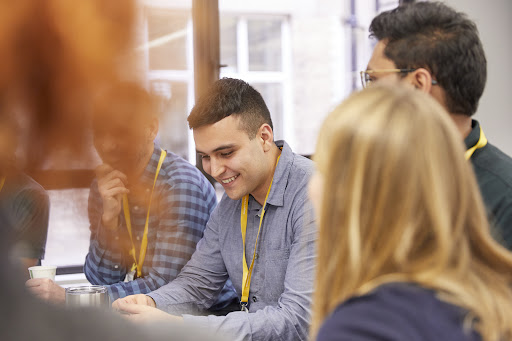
top-left (466, 120), bottom-right (512, 250)
top-left (317, 283), bottom-right (481, 341)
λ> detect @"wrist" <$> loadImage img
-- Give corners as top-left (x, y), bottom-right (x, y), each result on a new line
top-left (147, 295), bottom-right (157, 308)
top-left (102, 215), bottom-right (119, 230)
top-left (57, 285), bottom-right (66, 304)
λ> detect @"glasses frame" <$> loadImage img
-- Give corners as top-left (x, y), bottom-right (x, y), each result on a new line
top-left (360, 69), bottom-right (438, 88)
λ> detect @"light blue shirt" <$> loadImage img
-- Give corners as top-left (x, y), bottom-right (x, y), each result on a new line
top-left (148, 140), bottom-right (317, 341)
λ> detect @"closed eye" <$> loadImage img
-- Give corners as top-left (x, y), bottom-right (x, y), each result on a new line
top-left (221, 151), bottom-right (233, 157)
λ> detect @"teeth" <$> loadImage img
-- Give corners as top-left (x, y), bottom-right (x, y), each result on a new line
top-left (221, 175), bottom-right (238, 184)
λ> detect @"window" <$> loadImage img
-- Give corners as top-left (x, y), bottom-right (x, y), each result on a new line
top-left (144, 6), bottom-right (195, 161)
top-left (44, 189), bottom-right (90, 267)
top-left (219, 15), bottom-right (290, 141)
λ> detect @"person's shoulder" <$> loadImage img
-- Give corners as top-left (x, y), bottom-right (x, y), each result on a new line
top-left (12, 173), bottom-right (46, 193)
top-left (8, 173), bottom-right (49, 204)
top-left (291, 153), bottom-right (314, 176)
top-left (317, 283), bottom-right (478, 341)
top-left (473, 142), bottom-right (512, 187)
top-left (160, 151), bottom-right (212, 187)
top-left (279, 140), bottom-right (314, 182)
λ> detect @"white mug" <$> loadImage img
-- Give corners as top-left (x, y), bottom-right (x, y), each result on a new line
top-left (28, 265), bottom-right (57, 281)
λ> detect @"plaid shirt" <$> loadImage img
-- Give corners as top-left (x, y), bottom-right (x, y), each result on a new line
top-left (84, 146), bottom-right (237, 306)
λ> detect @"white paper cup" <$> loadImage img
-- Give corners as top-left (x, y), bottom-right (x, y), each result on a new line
top-left (28, 265), bottom-right (57, 280)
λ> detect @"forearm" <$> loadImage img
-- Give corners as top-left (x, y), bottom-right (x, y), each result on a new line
top-left (84, 223), bottom-right (126, 286)
top-left (149, 261), bottom-right (229, 313)
top-left (182, 303), bottom-right (310, 341)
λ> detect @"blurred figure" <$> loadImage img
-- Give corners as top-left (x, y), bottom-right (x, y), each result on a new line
top-left (0, 113), bottom-right (49, 273)
top-left (309, 85), bottom-right (512, 341)
top-left (363, 1), bottom-right (512, 248)
top-left (0, 1), bottom-right (226, 340)
top-left (0, 1), bottom-right (136, 170)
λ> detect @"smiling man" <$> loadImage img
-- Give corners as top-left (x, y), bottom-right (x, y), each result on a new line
top-left (113, 78), bottom-right (316, 341)
top-left (362, 1), bottom-right (512, 249)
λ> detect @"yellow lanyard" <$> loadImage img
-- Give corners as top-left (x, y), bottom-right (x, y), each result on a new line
top-left (240, 154), bottom-right (281, 311)
top-left (465, 125), bottom-right (487, 160)
top-left (0, 176), bottom-right (5, 192)
top-left (122, 149), bottom-right (166, 278)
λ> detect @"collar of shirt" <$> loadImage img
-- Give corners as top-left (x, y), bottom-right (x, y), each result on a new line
top-left (126, 144), bottom-right (165, 205)
top-left (464, 119), bottom-right (483, 150)
top-left (262, 140), bottom-right (293, 208)
top-left (133, 144), bottom-right (165, 190)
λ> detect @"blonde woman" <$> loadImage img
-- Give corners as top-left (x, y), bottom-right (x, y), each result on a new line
top-left (309, 85), bottom-right (512, 341)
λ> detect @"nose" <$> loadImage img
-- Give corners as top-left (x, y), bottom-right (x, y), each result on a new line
top-left (209, 157), bottom-right (225, 179)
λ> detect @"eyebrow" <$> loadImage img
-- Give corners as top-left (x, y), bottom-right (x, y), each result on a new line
top-left (196, 144), bottom-right (236, 155)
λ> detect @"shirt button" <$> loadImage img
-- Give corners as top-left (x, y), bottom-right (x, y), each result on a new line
top-left (136, 236), bottom-right (140, 241)
top-left (134, 206), bottom-right (139, 211)
top-left (115, 236), bottom-right (119, 240)
top-left (252, 296), bottom-right (258, 302)
top-left (114, 265), bottom-right (119, 269)
top-left (146, 188), bottom-right (150, 193)
top-left (255, 253), bottom-right (259, 259)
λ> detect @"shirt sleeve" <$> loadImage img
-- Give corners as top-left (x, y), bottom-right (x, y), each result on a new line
top-left (11, 186), bottom-right (50, 260)
top-left (150, 197), bottom-right (317, 341)
top-left (148, 204), bottom-right (233, 314)
top-left (84, 179), bottom-right (217, 300)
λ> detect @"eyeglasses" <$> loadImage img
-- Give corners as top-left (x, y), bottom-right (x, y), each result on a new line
top-left (360, 69), bottom-right (438, 88)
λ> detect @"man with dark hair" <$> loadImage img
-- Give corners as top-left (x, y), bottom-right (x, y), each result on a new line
top-left (362, 1), bottom-right (512, 249)
top-left (26, 83), bottom-right (237, 309)
top-left (113, 78), bottom-right (317, 341)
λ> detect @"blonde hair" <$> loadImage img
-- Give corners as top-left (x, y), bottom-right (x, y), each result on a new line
top-left (311, 85), bottom-right (512, 341)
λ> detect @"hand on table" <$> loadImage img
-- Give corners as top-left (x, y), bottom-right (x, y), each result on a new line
top-left (113, 296), bottom-right (183, 324)
top-left (112, 294), bottom-right (157, 308)
top-left (25, 278), bottom-right (65, 303)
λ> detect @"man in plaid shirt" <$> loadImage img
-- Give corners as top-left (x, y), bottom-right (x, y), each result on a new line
top-left (27, 83), bottom-right (237, 309)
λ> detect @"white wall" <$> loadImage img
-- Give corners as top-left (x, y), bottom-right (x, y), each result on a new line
top-left (442, 0), bottom-right (512, 156)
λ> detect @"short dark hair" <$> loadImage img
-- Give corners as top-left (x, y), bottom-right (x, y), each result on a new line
top-left (369, 1), bottom-right (486, 116)
top-left (187, 78), bottom-right (273, 138)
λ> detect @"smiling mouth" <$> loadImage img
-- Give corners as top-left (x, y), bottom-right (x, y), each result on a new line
top-left (221, 175), bottom-right (238, 184)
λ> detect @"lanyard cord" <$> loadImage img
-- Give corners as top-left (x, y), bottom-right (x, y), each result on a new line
top-left (0, 176), bottom-right (5, 192)
top-left (465, 125), bottom-right (487, 160)
top-left (240, 153), bottom-right (281, 311)
top-left (122, 149), bottom-right (167, 278)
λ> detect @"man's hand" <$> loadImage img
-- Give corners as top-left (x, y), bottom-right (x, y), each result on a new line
top-left (95, 164), bottom-right (129, 230)
top-left (115, 301), bottom-right (183, 324)
top-left (112, 294), bottom-right (156, 309)
top-left (25, 278), bottom-right (65, 303)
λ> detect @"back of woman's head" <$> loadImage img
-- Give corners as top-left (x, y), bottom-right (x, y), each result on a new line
top-left (312, 84), bottom-right (512, 341)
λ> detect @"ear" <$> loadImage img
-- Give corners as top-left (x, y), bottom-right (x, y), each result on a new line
top-left (258, 123), bottom-right (274, 152)
top-left (410, 68), bottom-right (433, 94)
top-left (146, 117), bottom-right (159, 141)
